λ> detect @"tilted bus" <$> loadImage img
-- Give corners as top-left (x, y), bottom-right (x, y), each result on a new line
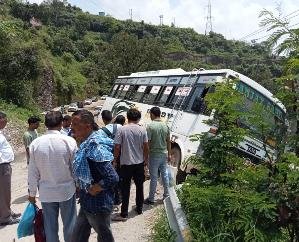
top-left (101, 68), bottom-right (286, 182)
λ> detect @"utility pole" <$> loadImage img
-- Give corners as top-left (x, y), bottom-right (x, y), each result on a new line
top-left (205, 0), bottom-right (213, 35)
top-left (129, 9), bottom-right (133, 20)
top-left (159, 15), bottom-right (163, 26)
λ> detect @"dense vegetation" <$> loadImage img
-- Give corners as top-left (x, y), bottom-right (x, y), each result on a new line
top-left (177, 10), bottom-right (298, 241)
top-left (179, 78), bottom-right (298, 241)
top-left (0, 0), bottom-right (284, 110)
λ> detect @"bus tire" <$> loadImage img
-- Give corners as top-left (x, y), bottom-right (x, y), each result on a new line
top-left (170, 145), bottom-right (181, 168)
top-left (170, 145), bottom-right (187, 184)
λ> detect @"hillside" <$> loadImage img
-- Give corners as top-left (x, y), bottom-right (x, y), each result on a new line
top-left (0, 0), bottom-right (284, 110)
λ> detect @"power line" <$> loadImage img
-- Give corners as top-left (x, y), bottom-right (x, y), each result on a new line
top-left (240, 9), bottom-right (299, 41)
top-left (252, 22), bottom-right (299, 42)
top-left (241, 13), bottom-right (299, 41)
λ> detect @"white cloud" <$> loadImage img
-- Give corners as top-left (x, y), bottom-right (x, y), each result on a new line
top-left (28, 0), bottom-right (299, 41)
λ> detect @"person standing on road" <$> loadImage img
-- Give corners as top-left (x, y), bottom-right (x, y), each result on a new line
top-left (98, 110), bottom-right (119, 139)
top-left (28, 111), bottom-right (77, 242)
top-left (23, 116), bottom-right (41, 165)
top-left (112, 114), bottom-right (126, 206)
top-left (99, 111), bottom-right (125, 206)
top-left (114, 115), bottom-right (125, 126)
top-left (112, 108), bottom-right (149, 221)
top-left (144, 107), bottom-right (171, 205)
top-left (60, 115), bottom-right (72, 136)
top-left (71, 110), bottom-right (118, 242)
top-left (0, 111), bottom-right (21, 226)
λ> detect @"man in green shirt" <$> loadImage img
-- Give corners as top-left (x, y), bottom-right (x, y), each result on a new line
top-left (144, 107), bottom-right (171, 205)
top-left (23, 116), bottom-right (41, 164)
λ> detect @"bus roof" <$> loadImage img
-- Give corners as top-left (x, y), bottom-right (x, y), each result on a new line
top-left (118, 68), bottom-right (187, 78)
top-left (117, 68), bottom-right (286, 112)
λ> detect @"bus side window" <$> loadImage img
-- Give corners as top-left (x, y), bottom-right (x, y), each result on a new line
top-left (124, 85), bottom-right (136, 100)
top-left (190, 85), bottom-right (213, 114)
top-left (133, 86), bottom-right (146, 102)
top-left (111, 84), bottom-right (119, 97)
top-left (128, 85), bottom-right (140, 101)
top-left (118, 85), bottom-right (130, 99)
top-left (115, 85), bottom-right (124, 98)
top-left (141, 86), bottom-right (153, 103)
top-left (155, 86), bottom-right (174, 106)
top-left (165, 87), bottom-right (178, 107)
top-left (143, 86), bottom-right (162, 105)
top-left (153, 86), bottom-right (166, 105)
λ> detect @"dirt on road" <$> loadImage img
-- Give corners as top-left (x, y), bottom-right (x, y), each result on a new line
top-left (0, 155), bottom-right (163, 242)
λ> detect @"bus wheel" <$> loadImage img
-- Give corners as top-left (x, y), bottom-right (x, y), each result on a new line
top-left (170, 145), bottom-right (187, 184)
top-left (170, 145), bottom-right (181, 168)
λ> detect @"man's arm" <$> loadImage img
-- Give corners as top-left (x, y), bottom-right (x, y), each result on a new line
top-left (23, 134), bottom-right (30, 158)
top-left (166, 134), bottom-right (171, 163)
top-left (143, 128), bottom-right (149, 166)
top-left (28, 148), bottom-right (40, 203)
top-left (113, 144), bottom-right (121, 167)
top-left (88, 160), bottom-right (119, 196)
top-left (143, 142), bottom-right (149, 166)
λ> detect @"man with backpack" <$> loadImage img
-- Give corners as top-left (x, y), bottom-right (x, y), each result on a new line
top-left (98, 110), bottom-right (123, 206)
top-left (98, 110), bottom-right (120, 139)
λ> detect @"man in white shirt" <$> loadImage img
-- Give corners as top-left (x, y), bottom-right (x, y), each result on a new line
top-left (28, 111), bottom-right (77, 242)
top-left (60, 115), bottom-right (72, 136)
top-left (0, 111), bottom-right (21, 226)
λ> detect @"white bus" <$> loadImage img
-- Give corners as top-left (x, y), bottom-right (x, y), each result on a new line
top-left (101, 68), bottom-right (286, 181)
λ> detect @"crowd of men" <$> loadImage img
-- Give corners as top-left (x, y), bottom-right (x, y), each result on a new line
top-left (0, 106), bottom-right (171, 242)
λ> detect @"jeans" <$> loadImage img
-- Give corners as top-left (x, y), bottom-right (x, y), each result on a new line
top-left (148, 154), bottom-right (169, 202)
top-left (71, 207), bottom-right (114, 242)
top-left (41, 194), bottom-right (76, 242)
top-left (120, 163), bottom-right (145, 217)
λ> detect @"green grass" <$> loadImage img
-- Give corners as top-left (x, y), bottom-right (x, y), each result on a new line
top-left (0, 100), bottom-right (41, 124)
top-left (151, 208), bottom-right (176, 242)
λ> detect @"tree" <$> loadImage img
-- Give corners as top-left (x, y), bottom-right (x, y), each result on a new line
top-left (259, 9), bottom-right (299, 156)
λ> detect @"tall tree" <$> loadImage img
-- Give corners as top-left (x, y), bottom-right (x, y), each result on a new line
top-left (259, 9), bottom-right (299, 155)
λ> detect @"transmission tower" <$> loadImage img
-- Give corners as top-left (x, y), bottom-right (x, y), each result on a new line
top-left (159, 15), bottom-right (163, 26)
top-left (129, 9), bottom-right (133, 20)
top-left (205, 0), bottom-right (213, 35)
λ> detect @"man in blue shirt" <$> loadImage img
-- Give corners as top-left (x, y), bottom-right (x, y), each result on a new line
top-left (71, 110), bottom-right (119, 242)
top-left (98, 110), bottom-right (120, 139)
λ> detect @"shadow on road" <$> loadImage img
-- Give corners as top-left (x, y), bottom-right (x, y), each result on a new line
top-left (12, 194), bottom-right (28, 205)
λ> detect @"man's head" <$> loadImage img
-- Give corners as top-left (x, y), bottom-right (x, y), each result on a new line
top-left (101, 110), bottom-right (112, 125)
top-left (114, 115), bottom-right (125, 126)
top-left (71, 110), bottom-right (98, 141)
top-left (28, 116), bottom-right (41, 130)
top-left (0, 112), bottom-right (7, 130)
top-left (127, 108), bottom-right (141, 123)
top-left (45, 111), bottom-right (63, 130)
top-left (149, 106), bottom-right (161, 120)
top-left (62, 115), bottom-right (72, 128)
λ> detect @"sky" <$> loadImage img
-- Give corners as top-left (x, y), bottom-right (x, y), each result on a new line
top-left (28, 0), bottom-right (299, 42)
